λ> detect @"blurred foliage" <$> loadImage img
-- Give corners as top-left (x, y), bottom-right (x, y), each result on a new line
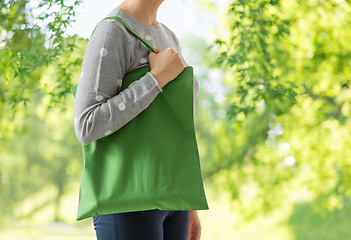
top-left (0, 0), bottom-right (85, 225)
top-left (178, 32), bottom-right (226, 173)
top-left (201, 0), bottom-right (351, 221)
top-left (0, 0), bottom-right (82, 111)
top-left (287, 197), bottom-right (351, 239)
top-left (0, 36), bottom-right (88, 224)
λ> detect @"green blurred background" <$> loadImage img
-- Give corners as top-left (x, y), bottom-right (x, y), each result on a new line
top-left (1, 0), bottom-right (351, 239)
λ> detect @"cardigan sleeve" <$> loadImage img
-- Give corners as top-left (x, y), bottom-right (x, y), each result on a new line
top-left (73, 20), bottom-right (162, 145)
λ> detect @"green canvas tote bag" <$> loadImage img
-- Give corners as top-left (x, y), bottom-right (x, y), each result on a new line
top-left (71, 16), bottom-right (209, 221)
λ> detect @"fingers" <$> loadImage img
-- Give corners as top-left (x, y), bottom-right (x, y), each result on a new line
top-left (187, 225), bottom-right (201, 240)
top-left (186, 219), bottom-right (193, 240)
top-left (153, 48), bottom-right (161, 54)
top-left (149, 48), bottom-right (161, 55)
top-left (194, 224), bottom-right (201, 240)
top-left (187, 222), bottom-right (201, 240)
top-left (187, 222), bottom-right (192, 240)
top-left (187, 211), bottom-right (202, 240)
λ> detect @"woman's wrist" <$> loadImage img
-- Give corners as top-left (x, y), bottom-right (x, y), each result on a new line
top-left (149, 70), bottom-right (165, 88)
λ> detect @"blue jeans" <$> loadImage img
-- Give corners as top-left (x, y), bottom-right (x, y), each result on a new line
top-left (93, 209), bottom-right (189, 240)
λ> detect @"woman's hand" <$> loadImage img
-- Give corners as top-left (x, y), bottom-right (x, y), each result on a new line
top-left (149, 47), bottom-right (186, 88)
top-left (187, 210), bottom-right (202, 240)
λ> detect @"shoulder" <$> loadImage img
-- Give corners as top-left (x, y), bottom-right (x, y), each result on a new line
top-left (159, 23), bottom-right (180, 43)
top-left (90, 11), bottom-right (133, 44)
top-left (157, 23), bottom-right (182, 54)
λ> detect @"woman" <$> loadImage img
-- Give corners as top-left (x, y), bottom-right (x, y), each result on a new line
top-left (73, 0), bottom-right (203, 239)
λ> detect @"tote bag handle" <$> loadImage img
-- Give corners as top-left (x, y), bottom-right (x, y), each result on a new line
top-left (90, 16), bottom-right (157, 53)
